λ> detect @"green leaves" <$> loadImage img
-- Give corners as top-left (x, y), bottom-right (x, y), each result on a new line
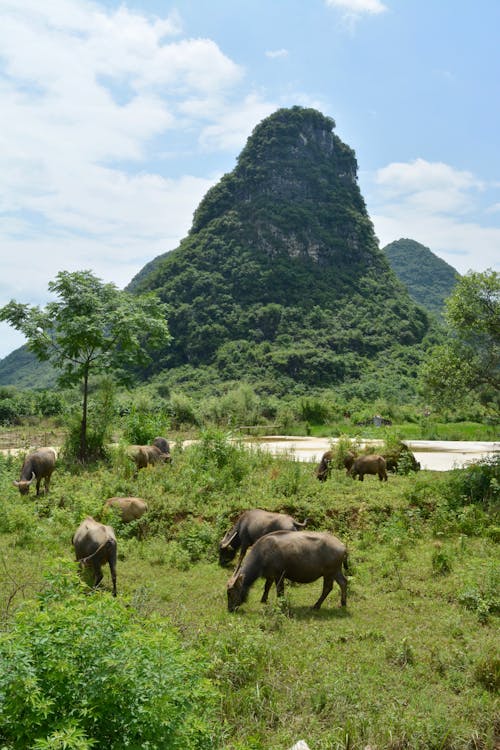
top-left (0, 583), bottom-right (219, 749)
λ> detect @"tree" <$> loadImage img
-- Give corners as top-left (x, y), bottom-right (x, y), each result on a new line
top-left (0, 270), bottom-right (171, 461)
top-left (420, 269), bottom-right (499, 414)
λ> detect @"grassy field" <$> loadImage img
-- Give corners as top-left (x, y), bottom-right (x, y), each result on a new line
top-left (0, 434), bottom-right (498, 749)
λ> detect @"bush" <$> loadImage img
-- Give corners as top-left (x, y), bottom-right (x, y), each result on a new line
top-left (0, 571), bottom-right (219, 749)
top-left (123, 403), bottom-right (170, 445)
top-left (441, 455), bottom-right (500, 508)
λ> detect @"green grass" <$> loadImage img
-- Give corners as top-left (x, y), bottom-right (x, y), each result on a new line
top-left (310, 421), bottom-right (499, 441)
top-left (0, 440), bottom-right (498, 749)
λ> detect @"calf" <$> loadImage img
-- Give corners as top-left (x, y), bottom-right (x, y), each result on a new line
top-left (227, 530), bottom-right (348, 612)
top-left (72, 517), bottom-right (117, 596)
top-left (13, 447), bottom-right (57, 496)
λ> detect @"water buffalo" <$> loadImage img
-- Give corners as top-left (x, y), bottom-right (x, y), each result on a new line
top-left (226, 530), bottom-right (348, 612)
top-left (104, 497), bottom-right (148, 523)
top-left (127, 444), bottom-right (169, 471)
top-left (72, 517), bottom-right (117, 596)
top-left (152, 436), bottom-right (172, 462)
top-left (13, 447), bottom-right (57, 496)
top-left (315, 450), bottom-right (333, 481)
top-left (350, 454), bottom-right (388, 482)
top-left (316, 450), bottom-right (356, 480)
top-left (219, 509), bottom-right (308, 570)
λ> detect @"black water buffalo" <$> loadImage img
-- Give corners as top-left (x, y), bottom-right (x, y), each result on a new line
top-left (316, 450), bottom-right (356, 480)
top-left (72, 517), bottom-right (117, 596)
top-left (226, 530), bottom-right (348, 612)
top-left (219, 509), bottom-right (308, 570)
top-left (13, 447), bottom-right (57, 496)
top-left (152, 436), bottom-right (172, 462)
top-left (103, 497), bottom-right (148, 523)
top-left (350, 454), bottom-right (388, 482)
top-left (315, 450), bottom-right (333, 481)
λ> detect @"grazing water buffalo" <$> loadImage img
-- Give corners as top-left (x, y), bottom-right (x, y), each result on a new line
top-left (219, 509), bottom-right (308, 570)
top-left (104, 497), bottom-right (148, 523)
top-left (72, 517), bottom-right (117, 596)
top-left (315, 450), bottom-right (333, 481)
top-left (13, 447), bottom-right (57, 496)
top-left (127, 444), bottom-right (169, 471)
top-left (350, 454), bottom-right (388, 482)
top-left (316, 450), bottom-right (357, 481)
top-left (227, 530), bottom-right (348, 612)
top-left (152, 436), bottom-right (172, 462)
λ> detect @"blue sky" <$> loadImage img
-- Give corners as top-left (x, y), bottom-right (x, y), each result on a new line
top-left (1, 0), bottom-right (499, 358)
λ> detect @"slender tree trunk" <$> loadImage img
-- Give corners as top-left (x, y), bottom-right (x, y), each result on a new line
top-left (80, 367), bottom-right (89, 462)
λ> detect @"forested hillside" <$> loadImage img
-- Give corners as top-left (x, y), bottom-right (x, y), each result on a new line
top-left (128, 107), bottom-right (429, 393)
top-left (383, 238), bottom-right (459, 318)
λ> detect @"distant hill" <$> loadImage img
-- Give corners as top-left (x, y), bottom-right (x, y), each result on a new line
top-left (0, 345), bottom-right (56, 389)
top-left (0, 107), bottom-right (431, 395)
top-left (383, 238), bottom-right (460, 317)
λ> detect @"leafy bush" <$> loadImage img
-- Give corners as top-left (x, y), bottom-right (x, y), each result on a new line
top-left (0, 571), bottom-right (219, 750)
top-left (123, 403), bottom-right (170, 445)
top-left (440, 455), bottom-right (500, 508)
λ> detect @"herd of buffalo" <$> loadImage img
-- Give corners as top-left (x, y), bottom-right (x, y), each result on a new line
top-left (12, 442), bottom-right (393, 611)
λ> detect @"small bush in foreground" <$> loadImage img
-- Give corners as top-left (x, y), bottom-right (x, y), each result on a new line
top-left (0, 569), bottom-right (219, 750)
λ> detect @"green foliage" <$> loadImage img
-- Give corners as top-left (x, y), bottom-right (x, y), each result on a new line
top-left (0, 571), bottom-right (219, 750)
top-left (122, 402), bottom-right (170, 445)
top-left (440, 455), bottom-right (500, 508)
top-left (383, 238), bottom-right (459, 318)
top-left (0, 270), bottom-right (171, 461)
top-left (124, 107), bottom-right (429, 396)
top-left (420, 269), bottom-right (500, 414)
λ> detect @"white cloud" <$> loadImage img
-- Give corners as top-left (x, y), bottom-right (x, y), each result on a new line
top-left (366, 159), bottom-right (500, 274)
top-left (325, 0), bottom-right (388, 16)
top-left (198, 94), bottom-right (277, 152)
top-left (266, 49), bottom-right (289, 59)
top-left (0, 0), bottom-right (258, 357)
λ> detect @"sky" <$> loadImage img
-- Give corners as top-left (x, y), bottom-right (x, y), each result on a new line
top-left (1, 0), bottom-right (499, 359)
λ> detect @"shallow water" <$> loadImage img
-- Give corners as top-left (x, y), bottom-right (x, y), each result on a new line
top-left (249, 436), bottom-right (500, 471)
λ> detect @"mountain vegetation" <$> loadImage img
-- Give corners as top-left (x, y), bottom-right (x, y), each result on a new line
top-left (127, 107), bottom-right (430, 396)
top-left (383, 238), bottom-right (460, 318)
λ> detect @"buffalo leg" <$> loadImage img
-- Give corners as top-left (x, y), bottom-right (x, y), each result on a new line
top-left (312, 576), bottom-right (333, 609)
top-left (92, 563), bottom-right (103, 590)
top-left (108, 542), bottom-right (117, 597)
top-left (261, 578), bottom-right (273, 603)
top-left (334, 569), bottom-right (348, 606)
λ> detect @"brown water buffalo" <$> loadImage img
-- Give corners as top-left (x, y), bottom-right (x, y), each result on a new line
top-left (343, 451), bottom-right (356, 475)
top-left (350, 454), bottom-right (388, 482)
top-left (128, 444), bottom-right (169, 471)
top-left (104, 497), bottom-right (148, 523)
top-left (72, 517), bottom-right (117, 596)
top-left (227, 530), bottom-right (348, 612)
top-left (219, 509), bottom-right (308, 570)
top-left (13, 447), bottom-right (57, 496)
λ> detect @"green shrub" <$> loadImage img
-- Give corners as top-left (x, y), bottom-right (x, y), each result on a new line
top-left (441, 455), bottom-right (500, 508)
top-left (0, 572), bottom-right (219, 749)
top-left (123, 403), bottom-right (170, 445)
